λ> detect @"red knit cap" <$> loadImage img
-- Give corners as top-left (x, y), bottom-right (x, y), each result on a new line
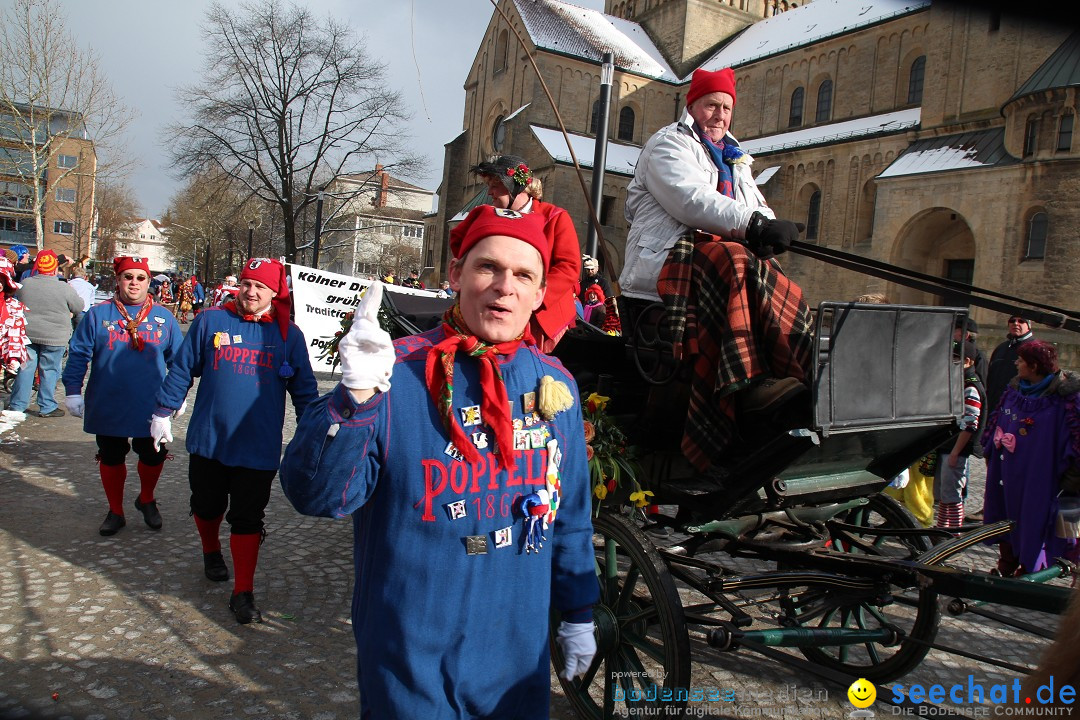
top-left (448, 206), bottom-right (550, 271)
top-left (240, 257), bottom-right (291, 341)
top-left (113, 256), bottom-right (151, 276)
top-left (33, 250), bottom-right (58, 275)
top-left (686, 68), bottom-right (736, 107)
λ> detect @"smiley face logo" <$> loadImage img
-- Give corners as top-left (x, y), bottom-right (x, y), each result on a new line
top-left (848, 678), bottom-right (876, 708)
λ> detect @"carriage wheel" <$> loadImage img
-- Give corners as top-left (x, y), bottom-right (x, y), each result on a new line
top-left (552, 512), bottom-right (691, 719)
top-left (782, 493), bottom-right (939, 682)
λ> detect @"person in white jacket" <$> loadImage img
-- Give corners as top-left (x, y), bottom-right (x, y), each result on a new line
top-left (619, 67), bottom-right (814, 474)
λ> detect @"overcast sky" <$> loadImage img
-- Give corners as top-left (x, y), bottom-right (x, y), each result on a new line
top-left (57, 0), bottom-right (604, 218)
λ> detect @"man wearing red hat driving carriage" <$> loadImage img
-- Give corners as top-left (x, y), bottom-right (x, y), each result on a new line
top-left (152, 257), bottom-right (318, 624)
top-left (62, 256), bottom-right (184, 536)
top-left (620, 66), bottom-right (814, 475)
top-left (280, 206), bottom-right (598, 719)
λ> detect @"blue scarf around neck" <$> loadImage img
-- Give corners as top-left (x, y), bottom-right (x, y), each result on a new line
top-left (1018, 371), bottom-right (1055, 397)
top-left (694, 124), bottom-right (736, 199)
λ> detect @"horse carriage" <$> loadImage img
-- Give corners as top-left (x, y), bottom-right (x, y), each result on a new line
top-left (377, 277), bottom-right (1077, 720)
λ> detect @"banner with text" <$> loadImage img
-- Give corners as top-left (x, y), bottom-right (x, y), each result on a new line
top-left (287, 263), bottom-right (437, 372)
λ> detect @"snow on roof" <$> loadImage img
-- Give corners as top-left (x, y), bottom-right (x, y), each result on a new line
top-left (504, 103), bottom-right (531, 121)
top-left (755, 166), bottom-right (781, 185)
top-left (530, 124), bottom-right (641, 175)
top-left (515, 0), bottom-right (678, 82)
top-left (877, 128), bottom-right (1017, 179)
top-left (739, 107), bottom-right (921, 154)
top-left (697, 0), bottom-right (930, 76)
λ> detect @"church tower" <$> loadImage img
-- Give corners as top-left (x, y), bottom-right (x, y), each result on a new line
top-left (605, 0), bottom-right (808, 77)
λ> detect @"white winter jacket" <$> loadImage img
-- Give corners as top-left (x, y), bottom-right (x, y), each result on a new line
top-left (619, 112), bottom-right (773, 301)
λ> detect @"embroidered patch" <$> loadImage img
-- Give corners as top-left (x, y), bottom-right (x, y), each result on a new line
top-left (522, 392), bottom-right (536, 414)
top-left (445, 441), bottom-right (464, 460)
top-left (529, 429), bottom-right (546, 448)
top-left (445, 500), bottom-right (468, 520)
top-left (233, 334), bottom-right (242, 343)
top-left (513, 417), bottom-right (524, 431)
top-left (493, 527), bottom-right (513, 549)
top-left (460, 405), bottom-right (482, 427)
top-left (523, 414), bottom-right (535, 428)
top-left (465, 535), bottom-right (488, 555)
top-left (154, 316), bottom-right (166, 324)
top-left (471, 431), bottom-right (489, 449)
top-left (513, 430), bottom-right (531, 451)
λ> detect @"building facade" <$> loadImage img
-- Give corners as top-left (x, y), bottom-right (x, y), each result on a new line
top-left (0, 105), bottom-right (97, 260)
top-left (319, 165), bottom-right (435, 280)
top-left (114, 218), bottom-right (171, 273)
top-left (427, 0), bottom-right (1078, 356)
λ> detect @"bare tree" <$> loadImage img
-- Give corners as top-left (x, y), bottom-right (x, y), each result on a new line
top-left (0, 0), bottom-right (134, 251)
top-left (168, 0), bottom-right (419, 263)
top-left (94, 178), bottom-right (139, 268)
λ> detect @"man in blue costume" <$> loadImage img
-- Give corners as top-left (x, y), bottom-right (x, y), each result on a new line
top-left (280, 207), bottom-right (598, 719)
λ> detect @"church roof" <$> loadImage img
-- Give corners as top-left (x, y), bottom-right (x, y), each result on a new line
top-left (1007, 31), bottom-right (1080, 104)
top-left (697, 0), bottom-right (930, 76)
top-left (515, 0), bottom-right (679, 82)
top-left (877, 128), bottom-right (1018, 179)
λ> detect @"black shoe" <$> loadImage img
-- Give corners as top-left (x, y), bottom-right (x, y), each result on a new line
top-left (37, 408), bottom-right (65, 418)
top-left (99, 511), bottom-right (126, 536)
top-left (738, 377), bottom-right (807, 417)
top-left (134, 497), bottom-right (162, 530)
top-left (203, 551), bottom-right (230, 582)
top-left (229, 591), bottom-right (263, 624)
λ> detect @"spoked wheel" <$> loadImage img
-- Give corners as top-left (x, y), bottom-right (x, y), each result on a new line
top-left (552, 511), bottom-right (691, 719)
top-left (780, 493), bottom-right (939, 682)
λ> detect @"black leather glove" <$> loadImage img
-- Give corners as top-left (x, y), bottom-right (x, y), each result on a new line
top-left (744, 211), bottom-right (802, 259)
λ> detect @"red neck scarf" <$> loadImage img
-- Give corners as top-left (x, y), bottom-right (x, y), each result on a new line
top-left (425, 304), bottom-right (523, 471)
top-left (224, 300), bottom-right (273, 323)
top-left (112, 296), bottom-right (154, 351)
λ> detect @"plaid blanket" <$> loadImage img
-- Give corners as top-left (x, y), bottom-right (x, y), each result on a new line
top-left (657, 233), bottom-right (814, 471)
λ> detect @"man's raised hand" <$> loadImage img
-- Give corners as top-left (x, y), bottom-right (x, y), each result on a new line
top-left (338, 281), bottom-right (395, 393)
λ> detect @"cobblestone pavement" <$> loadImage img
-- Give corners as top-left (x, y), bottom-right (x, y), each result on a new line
top-left (0, 377), bottom-right (1071, 719)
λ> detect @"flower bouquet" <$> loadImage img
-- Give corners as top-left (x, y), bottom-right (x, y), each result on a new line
top-left (582, 392), bottom-right (650, 513)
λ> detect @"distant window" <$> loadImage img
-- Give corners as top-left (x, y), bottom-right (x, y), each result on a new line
top-left (806, 190), bottom-right (821, 240)
top-left (140, 233), bottom-right (146, 239)
top-left (815, 79), bottom-right (832, 123)
top-left (494, 30), bottom-right (508, 74)
top-left (57, 154), bottom-right (77, 169)
top-left (1023, 118), bottom-right (1038, 157)
top-left (590, 99), bottom-right (601, 135)
top-left (1057, 113), bottom-right (1073, 152)
top-left (55, 187), bottom-right (76, 203)
top-left (1025, 212), bottom-right (1047, 259)
top-left (150, 234), bottom-right (156, 240)
top-left (492, 114), bottom-right (506, 151)
top-left (417, 226), bottom-right (424, 238)
top-left (989, 10), bottom-right (1001, 31)
top-left (53, 221), bottom-right (73, 235)
top-left (788, 87), bottom-right (804, 128)
top-left (907, 56), bottom-right (926, 105)
top-left (600, 195), bottom-right (616, 226)
top-left (946, 259), bottom-right (975, 286)
top-left (618, 106), bottom-right (635, 141)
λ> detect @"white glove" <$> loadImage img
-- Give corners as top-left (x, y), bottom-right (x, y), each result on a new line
top-left (556, 620), bottom-right (597, 681)
top-left (64, 394), bottom-right (84, 418)
top-left (173, 400), bottom-right (188, 419)
top-left (338, 281), bottom-right (395, 392)
top-left (150, 414), bottom-right (173, 452)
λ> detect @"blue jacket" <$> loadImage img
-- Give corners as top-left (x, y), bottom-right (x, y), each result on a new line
top-left (156, 305), bottom-right (318, 470)
top-left (279, 329), bottom-right (598, 719)
top-left (193, 281), bottom-right (205, 303)
top-left (62, 300), bottom-right (183, 438)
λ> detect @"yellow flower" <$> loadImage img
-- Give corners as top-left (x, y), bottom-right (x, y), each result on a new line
top-left (593, 483), bottom-right (608, 500)
top-left (629, 490), bottom-right (655, 508)
top-left (585, 392), bottom-right (611, 414)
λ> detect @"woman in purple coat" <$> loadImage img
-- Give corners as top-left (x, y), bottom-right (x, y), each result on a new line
top-left (982, 340), bottom-right (1080, 575)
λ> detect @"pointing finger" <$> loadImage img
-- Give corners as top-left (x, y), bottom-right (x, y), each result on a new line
top-left (356, 281), bottom-right (384, 323)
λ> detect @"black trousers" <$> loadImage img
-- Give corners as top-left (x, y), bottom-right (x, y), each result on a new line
top-left (188, 454), bottom-right (275, 535)
top-left (96, 435), bottom-right (168, 467)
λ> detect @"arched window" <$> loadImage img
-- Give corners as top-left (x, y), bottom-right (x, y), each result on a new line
top-left (1057, 112), bottom-right (1074, 152)
top-left (806, 190), bottom-right (822, 240)
top-left (494, 30), bottom-right (508, 74)
top-left (815, 79), bottom-right (832, 123)
top-left (907, 56), bottom-right (926, 105)
top-left (1025, 212), bottom-right (1048, 259)
top-left (788, 87), bottom-right (804, 128)
top-left (590, 99), bottom-right (601, 135)
top-left (617, 106), bottom-right (635, 141)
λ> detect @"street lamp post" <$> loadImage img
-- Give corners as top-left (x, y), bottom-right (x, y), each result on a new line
top-left (247, 220), bottom-right (255, 259)
top-left (585, 51), bottom-right (614, 260)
